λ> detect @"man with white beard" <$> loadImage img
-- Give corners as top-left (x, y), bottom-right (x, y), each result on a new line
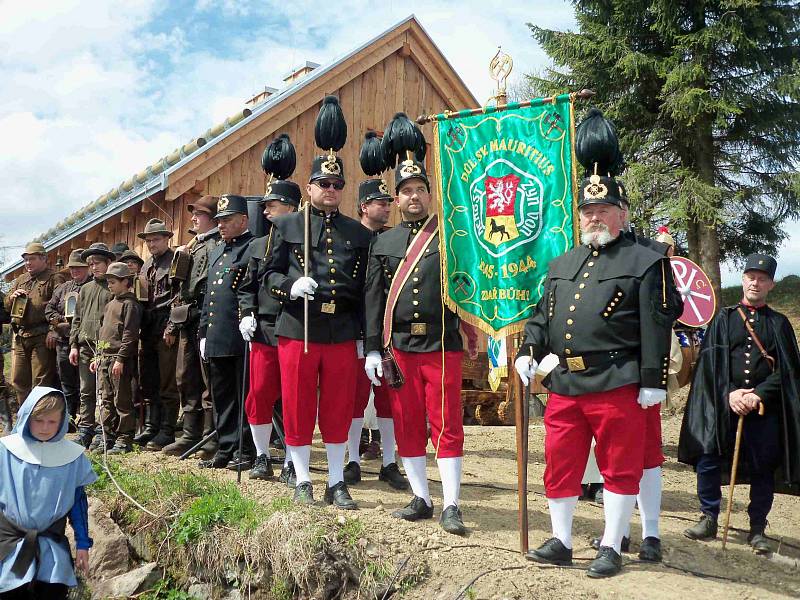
top-left (515, 109), bottom-right (676, 578)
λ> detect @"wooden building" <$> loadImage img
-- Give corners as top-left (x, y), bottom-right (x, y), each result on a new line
top-left (1, 16), bottom-right (477, 279)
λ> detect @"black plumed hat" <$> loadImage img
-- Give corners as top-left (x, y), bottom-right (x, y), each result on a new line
top-left (314, 95), bottom-right (347, 152)
top-left (382, 112), bottom-right (427, 168)
top-left (575, 108), bottom-right (625, 178)
top-left (359, 131), bottom-right (386, 176)
top-left (261, 133), bottom-right (296, 181)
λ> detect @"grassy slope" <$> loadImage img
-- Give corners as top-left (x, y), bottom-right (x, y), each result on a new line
top-left (720, 274), bottom-right (800, 326)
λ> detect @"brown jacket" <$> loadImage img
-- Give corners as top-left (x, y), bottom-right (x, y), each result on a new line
top-left (98, 292), bottom-right (142, 361)
top-left (45, 277), bottom-right (90, 343)
top-left (4, 268), bottom-right (66, 337)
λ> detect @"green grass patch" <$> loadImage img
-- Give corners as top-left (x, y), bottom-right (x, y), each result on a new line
top-left (172, 488), bottom-right (290, 545)
top-left (138, 577), bottom-right (198, 600)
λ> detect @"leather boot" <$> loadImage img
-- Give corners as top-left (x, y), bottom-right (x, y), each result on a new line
top-left (133, 403), bottom-right (160, 446)
top-left (146, 402), bottom-right (179, 451)
top-left (684, 515), bottom-right (718, 541)
top-left (199, 408), bottom-right (218, 458)
top-left (161, 411), bottom-right (203, 456)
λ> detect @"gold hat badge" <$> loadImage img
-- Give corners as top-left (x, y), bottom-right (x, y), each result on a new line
top-left (218, 196), bottom-right (230, 211)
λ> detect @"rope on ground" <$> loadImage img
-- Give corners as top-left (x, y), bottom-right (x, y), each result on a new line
top-left (450, 566), bottom-right (524, 600)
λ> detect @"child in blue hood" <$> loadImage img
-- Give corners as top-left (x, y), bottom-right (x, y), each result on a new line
top-left (0, 386), bottom-right (97, 599)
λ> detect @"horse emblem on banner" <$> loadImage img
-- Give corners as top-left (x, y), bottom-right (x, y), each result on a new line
top-left (484, 174), bottom-right (520, 246)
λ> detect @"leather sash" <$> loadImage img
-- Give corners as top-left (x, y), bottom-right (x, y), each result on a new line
top-left (381, 214), bottom-right (439, 349)
top-left (736, 306), bottom-right (776, 372)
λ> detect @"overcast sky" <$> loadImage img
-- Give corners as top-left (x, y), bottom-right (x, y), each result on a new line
top-left (0, 0), bottom-right (796, 286)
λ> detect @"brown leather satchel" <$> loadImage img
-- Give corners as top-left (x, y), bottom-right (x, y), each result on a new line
top-left (380, 346), bottom-right (405, 389)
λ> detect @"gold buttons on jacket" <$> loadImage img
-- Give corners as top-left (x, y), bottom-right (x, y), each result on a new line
top-left (569, 305), bottom-right (576, 311)
top-left (413, 312), bottom-right (420, 318)
top-left (565, 333), bottom-right (572, 340)
top-left (567, 319), bottom-right (573, 325)
top-left (574, 293), bottom-right (581, 300)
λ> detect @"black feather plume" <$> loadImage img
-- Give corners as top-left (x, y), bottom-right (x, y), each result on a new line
top-left (314, 95), bottom-right (347, 152)
top-left (261, 133), bottom-right (296, 180)
top-left (575, 108), bottom-right (625, 177)
top-left (381, 112), bottom-right (426, 168)
top-left (359, 131), bottom-right (386, 176)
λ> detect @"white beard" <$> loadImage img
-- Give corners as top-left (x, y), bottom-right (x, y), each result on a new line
top-left (581, 225), bottom-right (616, 248)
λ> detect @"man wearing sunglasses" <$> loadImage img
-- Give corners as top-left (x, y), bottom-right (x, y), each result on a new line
top-left (262, 155), bottom-right (372, 509)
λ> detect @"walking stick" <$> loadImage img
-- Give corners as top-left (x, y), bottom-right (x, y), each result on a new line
top-left (303, 202), bottom-right (309, 354)
top-left (236, 342), bottom-right (250, 484)
top-left (514, 343), bottom-right (531, 554)
top-left (721, 401), bottom-right (764, 550)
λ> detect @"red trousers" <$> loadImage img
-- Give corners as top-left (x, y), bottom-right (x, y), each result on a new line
top-left (245, 341), bottom-right (281, 426)
top-left (544, 383), bottom-right (645, 497)
top-left (644, 403), bottom-right (665, 469)
top-left (389, 349), bottom-right (464, 458)
top-left (278, 337), bottom-right (357, 446)
top-left (354, 358), bottom-right (393, 419)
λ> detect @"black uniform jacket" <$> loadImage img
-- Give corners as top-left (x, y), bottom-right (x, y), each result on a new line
top-left (199, 231), bottom-right (254, 358)
top-left (678, 305), bottom-right (800, 489)
top-left (238, 232), bottom-right (281, 347)
top-left (627, 231), bottom-right (683, 321)
top-left (261, 207), bottom-right (371, 344)
top-left (519, 233), bottom-right (674, 395)
top-left (364, 219), bottom-right (463, 354)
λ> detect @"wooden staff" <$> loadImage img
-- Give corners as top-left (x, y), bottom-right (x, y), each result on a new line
top-left (303, 201), bottom-right (309, 354)
top-left (513, 339), bottom-right (530, 554)
top-left (721, 401), bottom-right (764, 549)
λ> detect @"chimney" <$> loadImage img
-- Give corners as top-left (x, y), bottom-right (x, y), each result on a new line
top-left (245, 86), bottom-right (279, 108)
top-left (283, 61), bottom-right (320, 85)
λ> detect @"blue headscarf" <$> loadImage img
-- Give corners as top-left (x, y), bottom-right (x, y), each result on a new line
top-left (0, 387), bottom-right (97, 591)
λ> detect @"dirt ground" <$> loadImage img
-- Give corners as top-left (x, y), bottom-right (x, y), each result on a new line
top-left (114, 409), bottom-right (800, 600)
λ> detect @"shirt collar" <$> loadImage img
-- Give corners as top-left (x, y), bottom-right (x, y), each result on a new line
top-left (401, 218), bottom-right (428, 230)
top-left (310, 206), bottom-right (339, 219)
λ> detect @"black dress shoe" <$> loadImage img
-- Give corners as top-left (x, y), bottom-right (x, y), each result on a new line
top-left (525, 538), bottom-right (573, 566)
top-left (107, 442), bottom-right (133, 455)
top-left (198, 454), bottom-right (230, 469)
top-left (638, 536), bottom-right (662, 561)
top-left (379, 463), bottom-right (409, 490)
top-left (227, 456), bottom-right (254, 471)
top-left (279, 462), bottom-right (297, 488)
top-left (293, 481), bottom-right (314, 505)
top-left (748, 531), bottom-right (771, 555)
top-left (587, 546), bottom-right (622, 578)
top-left (684, 515), bottom-right (718, 540)
top-left (392, 496), bottom-right (434, 521)
top-left (591, 535), bottom-right (630, 553)
top-left (343, 461), bottom-right (361, 485)
top-left (440, 504), bottom-right (466, 536)
top-left (324, 481), bottom-right (358, 510)
top-left (249, 454), bottom-right (273, 480)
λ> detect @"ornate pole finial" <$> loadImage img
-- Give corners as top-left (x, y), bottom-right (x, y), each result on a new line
top-left (489, 47), bottom-right (513, 105)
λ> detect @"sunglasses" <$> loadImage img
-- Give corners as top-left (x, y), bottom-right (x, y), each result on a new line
top-left (315, 180), bottom-right (345, 190)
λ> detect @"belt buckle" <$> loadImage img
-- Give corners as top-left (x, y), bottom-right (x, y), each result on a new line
top-left (410, 322), bottom-right (427, 336)
top-left (321, 302), bottom-right (336, 314)
top-left (566, 356), bottom-right (586, 372)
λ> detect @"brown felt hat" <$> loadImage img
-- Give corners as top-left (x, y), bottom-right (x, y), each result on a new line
top-left (66, 249), bottom-right (88, 268)
top-left (105, 262), bottom-right (133, 279)
top-left (21, 242), bottom-right (47, 257)
top-left (80, 243), bottom-right (116, 262)
top-left (137, 218), bottom-right (174, 240)
top-left (118, 249), bottom-right (144, 266)
top-left (187, 195), bottom-right (219, 216)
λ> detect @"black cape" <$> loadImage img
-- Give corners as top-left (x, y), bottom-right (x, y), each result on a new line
top-left (677, 305), bottom-right (800, 493)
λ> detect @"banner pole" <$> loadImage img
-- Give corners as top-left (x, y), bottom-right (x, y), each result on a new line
top-left (416, 88), bottom-right (595, 125)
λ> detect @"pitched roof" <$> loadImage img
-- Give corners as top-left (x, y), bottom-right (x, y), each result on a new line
top-left (2, 15), bottom-right (476, 277)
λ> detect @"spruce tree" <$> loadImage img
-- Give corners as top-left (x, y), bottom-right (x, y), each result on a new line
top-left (526, 0), bottom-right (800, 294)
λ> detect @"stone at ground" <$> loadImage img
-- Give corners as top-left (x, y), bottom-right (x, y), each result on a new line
top-left (90, 562), bottom-right (162, 600)
top-left (85, 497), bottom-right (130, 579)
top-left (187, 582), bottom-right (214, 599)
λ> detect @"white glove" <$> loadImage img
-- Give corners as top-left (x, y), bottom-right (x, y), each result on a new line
top-left (199, 338), bottom-right (207, 360)
top-left (514, 354), bottom-right (539, 386)
top-left (356, 340), bottom-right (365, 359)
top-left (638, 387), bottom-right (666, 408)
top-left (290, 277), bottom-right (318, 300)
top-left (239, 315), bottom-right (257, 341)
top-left (364, 351), bottom-right (383, 386)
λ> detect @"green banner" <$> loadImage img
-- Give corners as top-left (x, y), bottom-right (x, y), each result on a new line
top-left (434, 95), bottom-right (577, 337)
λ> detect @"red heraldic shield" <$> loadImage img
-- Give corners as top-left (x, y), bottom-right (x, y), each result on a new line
top-left (484, 174), bottom-right (520, 246)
